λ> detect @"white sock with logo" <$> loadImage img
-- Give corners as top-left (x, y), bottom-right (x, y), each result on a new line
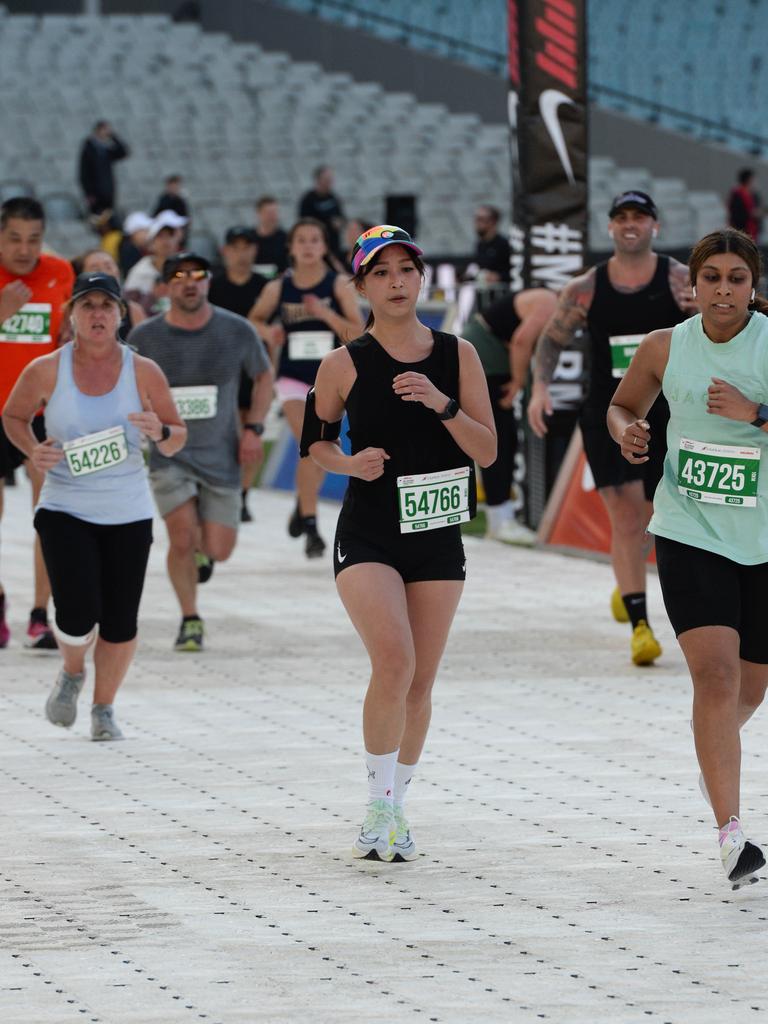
top-left (365, 749), bottom-right (398, 805)
top-left (394, 761), bottom-right (417, 810)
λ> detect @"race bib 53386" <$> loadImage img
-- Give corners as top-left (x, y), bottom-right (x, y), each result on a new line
top-left (171, 385), bottom-right (218, 420)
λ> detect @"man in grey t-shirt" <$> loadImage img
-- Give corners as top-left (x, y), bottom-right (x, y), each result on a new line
top-left (129, 251), bottom-right (273, 653)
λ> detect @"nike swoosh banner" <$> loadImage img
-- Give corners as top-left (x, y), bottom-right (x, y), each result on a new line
top-left (508, 0), bottom-right (588, 523)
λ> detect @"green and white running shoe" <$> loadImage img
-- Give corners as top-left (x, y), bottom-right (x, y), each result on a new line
top-left (393, 806), bottom-right (418, 861)
top-left (352, 799), bottom-right (396, 862)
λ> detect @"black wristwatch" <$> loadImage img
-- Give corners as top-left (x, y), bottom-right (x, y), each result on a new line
top-left (243, 422), bottom-right (265, 436)
top-left (437, 398), bottom-right (459, 421)
top-left (752, 403), bottom-right (768, 428)
top-left (157, 424), bottom-right (171, 443)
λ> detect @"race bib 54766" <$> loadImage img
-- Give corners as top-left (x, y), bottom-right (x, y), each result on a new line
top-left (397, 466), bottom-right (471, 533)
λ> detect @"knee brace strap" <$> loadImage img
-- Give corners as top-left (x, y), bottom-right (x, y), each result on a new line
top-left (299, 387), bottom-right (342, 458)
top-left (53, 623), bottom-right (96, 647)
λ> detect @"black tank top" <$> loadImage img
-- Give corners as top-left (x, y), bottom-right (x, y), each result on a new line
top-left (341, 330), bottom-right (476, 538)
top-left (277, 269), bottom-right (342, 385)
top-left (482, 293), bottom-right (521, 341)
top-left (585, 255), bottom-right (685, 411)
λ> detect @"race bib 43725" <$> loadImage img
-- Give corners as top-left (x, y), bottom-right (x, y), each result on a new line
top-left (677, 437), bottom-right (760, 507)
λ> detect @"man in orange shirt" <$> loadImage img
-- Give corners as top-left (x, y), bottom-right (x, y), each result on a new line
top-left (0, 197), bottom-right (74, 650)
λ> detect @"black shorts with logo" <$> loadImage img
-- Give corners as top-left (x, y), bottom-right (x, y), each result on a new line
top-left (580, 398), bottom-right (667, 502)
top-left (333, 512), bottom-right (466, 584)
top-left (655, 535), bottom-right (768, 663)
top-left (0, 414), bottom-right (46, 475)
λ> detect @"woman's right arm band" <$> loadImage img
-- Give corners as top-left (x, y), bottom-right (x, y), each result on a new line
top-left (299, 388), bottom-right (342, 458)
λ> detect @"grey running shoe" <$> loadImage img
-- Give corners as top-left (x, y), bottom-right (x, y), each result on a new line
top-left (45, 669), bottom-right (85, 727)
top-left (393, 806), bottom-right (418, 861)
top-left (91, 704), bottom-right (124, 741)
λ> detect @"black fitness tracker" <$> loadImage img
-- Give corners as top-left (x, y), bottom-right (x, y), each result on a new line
top-left (437, 398), bottom-right (459, 421)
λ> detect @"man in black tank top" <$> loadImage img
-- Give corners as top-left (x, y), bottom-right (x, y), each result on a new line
top-left (528, 190), bottom-right (697, 667)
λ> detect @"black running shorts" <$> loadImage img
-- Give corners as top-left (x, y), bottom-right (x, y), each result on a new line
top-left (333, 515), bottom-right (466, 584)
top-left (655, 535), bottom-right (768, 663)
top-left (580, 401), bottom-right (666, 502)
top-left (34, 509), bottom-right (153, 644)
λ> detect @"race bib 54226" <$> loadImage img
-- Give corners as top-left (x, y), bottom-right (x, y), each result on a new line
top-left (63, 426), bottom-right (128, 478)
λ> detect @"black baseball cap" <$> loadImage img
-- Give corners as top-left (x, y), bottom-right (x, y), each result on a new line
top-left (609, 190), bottom-right (658, 220)
top-left (224, 226), bottom-right (258, 245)
top-left (71, 272), bottom-right (123, 302)
top-left (162, 251), bottom-right (211, 281)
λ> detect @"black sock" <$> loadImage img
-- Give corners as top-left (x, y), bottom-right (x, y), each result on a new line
top-left (622, 592), bottom-right (648, 630)
top-left (182, 614), bottom-right (201, 623)
top-left (303, 515), bottom-right (317, 531)
top-left (241, 489), bottom-right (247, 501)
top-left (30, 606), bottom-right (48, 625)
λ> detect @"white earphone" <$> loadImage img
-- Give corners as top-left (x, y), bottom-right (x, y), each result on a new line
top-left (652, 227), bottom-right (658, 237)
top-left (692, 286), bottom-right (697, 298)
top-left (751, 288), bottom-right (756, 302)
top-left (608, 227), bottom-right (614, 239)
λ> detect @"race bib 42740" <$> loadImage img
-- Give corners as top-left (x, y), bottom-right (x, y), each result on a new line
top-left (677, 437), bottom-right (760, 507)
top-left (0, 303), bottom-right (52, 343)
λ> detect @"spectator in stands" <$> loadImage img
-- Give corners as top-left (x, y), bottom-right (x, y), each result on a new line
top-left (473, 205), bottom-right (511, 285)
top-left (152, 174), bottom-right (190, 221)
top-left (254, 196), bottom-right (288, 275)
top-left (298, 167), bottom-right (345, 259)
top-left (78, 120), bottom-right (130, 216)
top-left (209, 227), bottom-right (271, 522)
top-left (124, 210), bottom-right (186, 316)
top-left (119, 211), bottom-right (152, 277)
top-left (728, 169), bottom-right (762, 242)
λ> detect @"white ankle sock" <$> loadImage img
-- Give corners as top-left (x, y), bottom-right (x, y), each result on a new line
top-left (485, 500), bottom-right (514, 534)
top-left (394, 761), bottom-right (417, 809)
top-left (365, 749), bottom-right (398, 804)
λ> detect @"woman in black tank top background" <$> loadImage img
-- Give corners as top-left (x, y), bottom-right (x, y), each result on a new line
top-left (250, 218), bottom-right (362, 558)
top-left (303, 226), bottom-right (495, 862)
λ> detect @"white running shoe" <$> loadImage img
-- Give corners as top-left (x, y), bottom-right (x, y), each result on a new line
top-left (393, 806), bottom-right (418, 862)
top-left (352, 799), bottom-right (396, 862)
top-left (487, 518), bottom-right (537, 547)
top-left (719, 817), bottom-right (765, 890)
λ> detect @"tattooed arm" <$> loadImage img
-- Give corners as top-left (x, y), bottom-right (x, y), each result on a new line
top-left (527, 268), bottom-right (595, 437)
top-left (668, 257), bottom-right (698, 315)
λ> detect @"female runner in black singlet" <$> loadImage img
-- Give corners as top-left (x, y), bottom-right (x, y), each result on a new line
top-left (250, 218), bottom-right (362, 557)
top-left (302, 226), bottom-right (496, 861)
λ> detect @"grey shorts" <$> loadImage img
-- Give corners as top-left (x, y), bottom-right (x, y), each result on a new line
top-left (149, 463), bottom-right (241, 529)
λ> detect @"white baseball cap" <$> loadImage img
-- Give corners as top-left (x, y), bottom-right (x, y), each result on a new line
top-left (148, 209), bottom-right (188, 239)
top-left (123, 211), bottom-right (153, 235)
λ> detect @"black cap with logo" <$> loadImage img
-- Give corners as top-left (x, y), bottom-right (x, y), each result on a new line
top-left (608, 191), bottom-right (658, 220)
top-left (162, 251), bottom-right (212, 282)
top-left (224, 226), bottom-right (258, 245)
top-left (71, 272), bottom-right (123, 303)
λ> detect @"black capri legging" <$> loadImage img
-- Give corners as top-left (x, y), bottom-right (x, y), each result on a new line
top-left (34, 509), bottom-right (153, 644)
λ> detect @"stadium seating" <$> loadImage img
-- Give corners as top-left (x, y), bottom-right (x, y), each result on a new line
top-left (0, 7), bottom-right (725, 260)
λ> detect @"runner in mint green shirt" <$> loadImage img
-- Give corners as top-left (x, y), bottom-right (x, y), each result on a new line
top-left (607, 228), bottom-right (768, 890)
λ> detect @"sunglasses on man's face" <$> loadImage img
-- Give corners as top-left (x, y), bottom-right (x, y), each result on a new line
top-left (169, 268), bottom-right (209, 281)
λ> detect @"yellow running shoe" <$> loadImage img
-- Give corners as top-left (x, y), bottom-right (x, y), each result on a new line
top-left (611, 587), bottom-right (629, 623)
top-left (631, 620), bottom-right (661, 665)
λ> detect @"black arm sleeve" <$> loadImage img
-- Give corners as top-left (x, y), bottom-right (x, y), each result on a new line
top-left (299, 388), bottom-right (342, 457)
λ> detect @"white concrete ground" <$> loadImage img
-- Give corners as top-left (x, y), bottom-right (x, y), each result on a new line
top-left (1, 477), bottom-right (767, 1024)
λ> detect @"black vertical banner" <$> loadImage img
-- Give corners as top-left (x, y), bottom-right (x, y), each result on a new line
top-left (508, 0), bottom-right (588, 523)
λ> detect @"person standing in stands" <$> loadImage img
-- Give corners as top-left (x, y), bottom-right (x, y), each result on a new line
top-left (254, 196), bottom-right (288, 275)
top-left (0, 196), bottom-right (74, 651)
top-left (209, 227), bottom-right (270, 522)
top-left (472, 205), bottom-right (512, 285)
top-left (78, 120), bottom-right (130, 216)
top-left (727, 169), bottom-right (761, 242)
top-left (298, 167), bottom-right (345, 260)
